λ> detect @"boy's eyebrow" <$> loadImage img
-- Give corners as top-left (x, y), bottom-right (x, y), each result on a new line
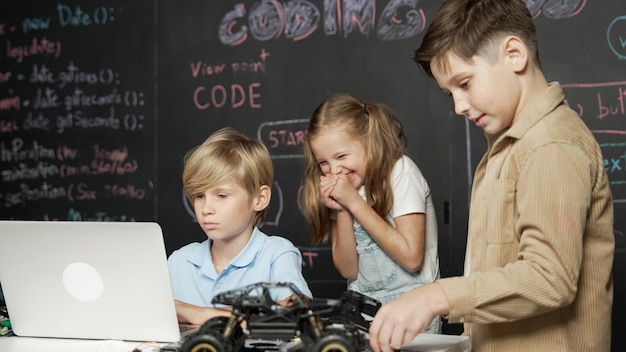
top-left (210, 184), bottom-right (234, 192)
top-left (439, 71), bottom-right (467, 89)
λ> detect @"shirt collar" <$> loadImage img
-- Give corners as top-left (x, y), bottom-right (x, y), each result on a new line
top-left (229, 227), bottom-right (264, 268)
top-left (188, 227), bottom-right (264, 271)
top-left (504, 82), bottom-right (565, 140)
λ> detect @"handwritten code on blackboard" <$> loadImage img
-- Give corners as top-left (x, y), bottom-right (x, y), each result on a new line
top-left (1, 2), bottom-right (155, 222)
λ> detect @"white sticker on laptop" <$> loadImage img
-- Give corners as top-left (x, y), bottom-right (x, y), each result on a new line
top-left (62, 262), bottom-right (104, 302)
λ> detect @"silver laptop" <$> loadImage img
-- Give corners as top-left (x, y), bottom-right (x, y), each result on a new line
top-left (0, 221), bottom-right (181, 343)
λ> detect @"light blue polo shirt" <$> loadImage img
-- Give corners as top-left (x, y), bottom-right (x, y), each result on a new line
top-left (167, 227), bottom-right (312, 306)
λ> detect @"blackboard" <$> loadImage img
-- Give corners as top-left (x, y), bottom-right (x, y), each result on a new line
top-left (1, 0), bottom-right (625, 348)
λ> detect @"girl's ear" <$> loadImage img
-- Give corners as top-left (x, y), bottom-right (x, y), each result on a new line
top-left (503, 35), bottom-right (528, 73)
top-left (253, 184), bottom-right (272, 211)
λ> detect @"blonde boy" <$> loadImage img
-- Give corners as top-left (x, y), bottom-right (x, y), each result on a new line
top-left (168, 127), bottom-right (311, 325)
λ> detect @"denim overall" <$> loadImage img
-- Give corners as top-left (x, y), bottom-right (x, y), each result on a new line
top-left (347, 220), bottom-right (441, 333)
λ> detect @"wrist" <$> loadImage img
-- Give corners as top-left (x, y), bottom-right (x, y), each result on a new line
top-left (430, 282), bottom-right (451, 316)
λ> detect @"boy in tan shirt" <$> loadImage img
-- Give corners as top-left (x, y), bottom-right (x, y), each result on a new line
top-left (368, 1), bottom-right (614, 351)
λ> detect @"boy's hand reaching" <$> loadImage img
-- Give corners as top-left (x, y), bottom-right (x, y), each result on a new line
top-left (368, 283), bottom-right (450, 352)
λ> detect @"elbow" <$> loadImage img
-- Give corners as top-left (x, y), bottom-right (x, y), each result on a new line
top-left (332, 258), bottom-right (358, 280)
top-left (338, 267), bottom-right (358, 280)
top-left (404, 263), bottom-right (422, 273)
top-left (401, 255), bottom-right (424, 273)
top-left (553, 278), bottom-right (578, 308)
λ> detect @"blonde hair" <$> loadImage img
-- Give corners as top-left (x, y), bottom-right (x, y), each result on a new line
top-left (302, 94), bottom-right (406, 244)
top-left (182, 127), bottom-right (273, 227)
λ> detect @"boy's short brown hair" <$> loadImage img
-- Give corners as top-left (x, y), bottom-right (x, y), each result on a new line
top-left (415, 0), bottom-right (539, 78)
top-left (182, 127), bottom-right (274, 227)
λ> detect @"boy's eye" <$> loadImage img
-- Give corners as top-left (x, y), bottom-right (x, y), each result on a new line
top-left (459, 80), bottom-right (469, 89)
top-left (217, 194), bottom-right (228, 199)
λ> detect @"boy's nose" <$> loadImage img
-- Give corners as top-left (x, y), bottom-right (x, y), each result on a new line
top-left (453, 95), bottom-right (470, 116)
top-left (201, 201), bottom-right (214, 215)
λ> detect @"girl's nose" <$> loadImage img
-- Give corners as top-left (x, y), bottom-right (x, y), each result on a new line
top-left (329, 162), bottom-right (342, 175)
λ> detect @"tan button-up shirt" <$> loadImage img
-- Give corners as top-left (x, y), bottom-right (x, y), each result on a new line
top-left (438, 83), bottom-right (614, 351)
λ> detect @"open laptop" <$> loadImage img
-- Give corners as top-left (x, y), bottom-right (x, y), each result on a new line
top-left (0, 220), bottom-right (181, 343)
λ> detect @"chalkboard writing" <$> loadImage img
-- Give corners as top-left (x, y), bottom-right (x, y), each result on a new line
top-left (1, 0), bottom-right (625, 347)
top-left (0, 2), bottom-right (155, 222)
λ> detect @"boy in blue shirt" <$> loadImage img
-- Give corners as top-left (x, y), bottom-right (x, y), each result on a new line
top-left (168, 127), bottom-right (312, 325)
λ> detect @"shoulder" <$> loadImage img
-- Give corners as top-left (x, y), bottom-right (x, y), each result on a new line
top-left (392, 155), bottom-right (429, 186)
top-left (520, 105), bottom-right (599, 161)
top-left (171, 241), bottom-right (206, 254)
top-left (517, 83), bottom-right (595, 148)
top-left (395, 155), bottom-right (424, 174)
top-left (168, 241), bottom-right (208, 263)
top-left (507, 84), bottom-right (600, 167)
top-left (262, 233), bottom-right (299, 251)
top-left (249, 228), bottom-right (300, 253)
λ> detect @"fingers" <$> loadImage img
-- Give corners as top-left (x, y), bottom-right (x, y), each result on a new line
top-left (319, 175), bottom-right (337, 193)
top-left (324, 175), bottom-right (359, 207)
top-left (368, 315), bottom-right (383, 352)
top-left (401, 329), bottom-right (418, 349)
top-left (369, 295), bottom-right (431, 352)
top-left (319, 175), bottom-right (342, 209)
top-left (370, 319), bottom-right (412, 352)
top-left (369, 307), bottom-right (397, 352)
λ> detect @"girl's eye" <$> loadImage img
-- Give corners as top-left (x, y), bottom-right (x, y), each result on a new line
top-left (217, 194), bottom-right (228, 199)
top-left (459, 80), bottom-right (469, 89)
top-left (194, 193), bottom-right (204, 199)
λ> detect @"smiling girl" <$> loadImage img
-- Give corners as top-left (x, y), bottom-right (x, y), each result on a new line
top-left (302, 94), bottom-right (441, 333)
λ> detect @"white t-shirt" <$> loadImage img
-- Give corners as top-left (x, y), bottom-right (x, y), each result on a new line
top-left (357, 155), bottom-right (440, 285)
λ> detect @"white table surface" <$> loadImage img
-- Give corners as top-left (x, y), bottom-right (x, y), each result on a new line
top-left (0, 333), bottom-right (469, 352)
top-left (0, 336), bottom-right (169, 352)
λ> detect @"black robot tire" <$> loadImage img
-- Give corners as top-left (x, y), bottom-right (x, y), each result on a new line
top-left (311, 333), bottom-right (357, 352)
top-left (197, 316), bottom-right (245, 350)
top-left (180, 333), bottom-right (228, 352)
top-left (197, 316), bottom-right (229, 335)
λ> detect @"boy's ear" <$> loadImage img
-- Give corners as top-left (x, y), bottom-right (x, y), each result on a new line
top-left (503, 35), bottom-right (528, 73)
top-left (253, 184), bottom-right (272, 211)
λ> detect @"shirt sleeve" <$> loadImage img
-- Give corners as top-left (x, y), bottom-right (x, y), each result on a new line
top-left (391, 156), bottom-right (430, 218)
top-left (440, 142), bottom-right (591, 323)
top-left (267, 238), bottom-right (313, 298)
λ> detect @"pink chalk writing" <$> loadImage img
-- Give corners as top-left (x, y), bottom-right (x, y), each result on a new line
top-left (5, 37), bottom-right (62, 63)
top-left (218, 0), bottom-right (427, 45)
top-left (193, 83), bottom-right (262, 109)
top-left (257, 119), bottom-right (309, 158)
top-left (301, 251), bottom-right (318, 268)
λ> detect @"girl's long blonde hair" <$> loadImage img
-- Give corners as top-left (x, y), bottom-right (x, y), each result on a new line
top-left (302, 94), bottom-right (406, 244)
